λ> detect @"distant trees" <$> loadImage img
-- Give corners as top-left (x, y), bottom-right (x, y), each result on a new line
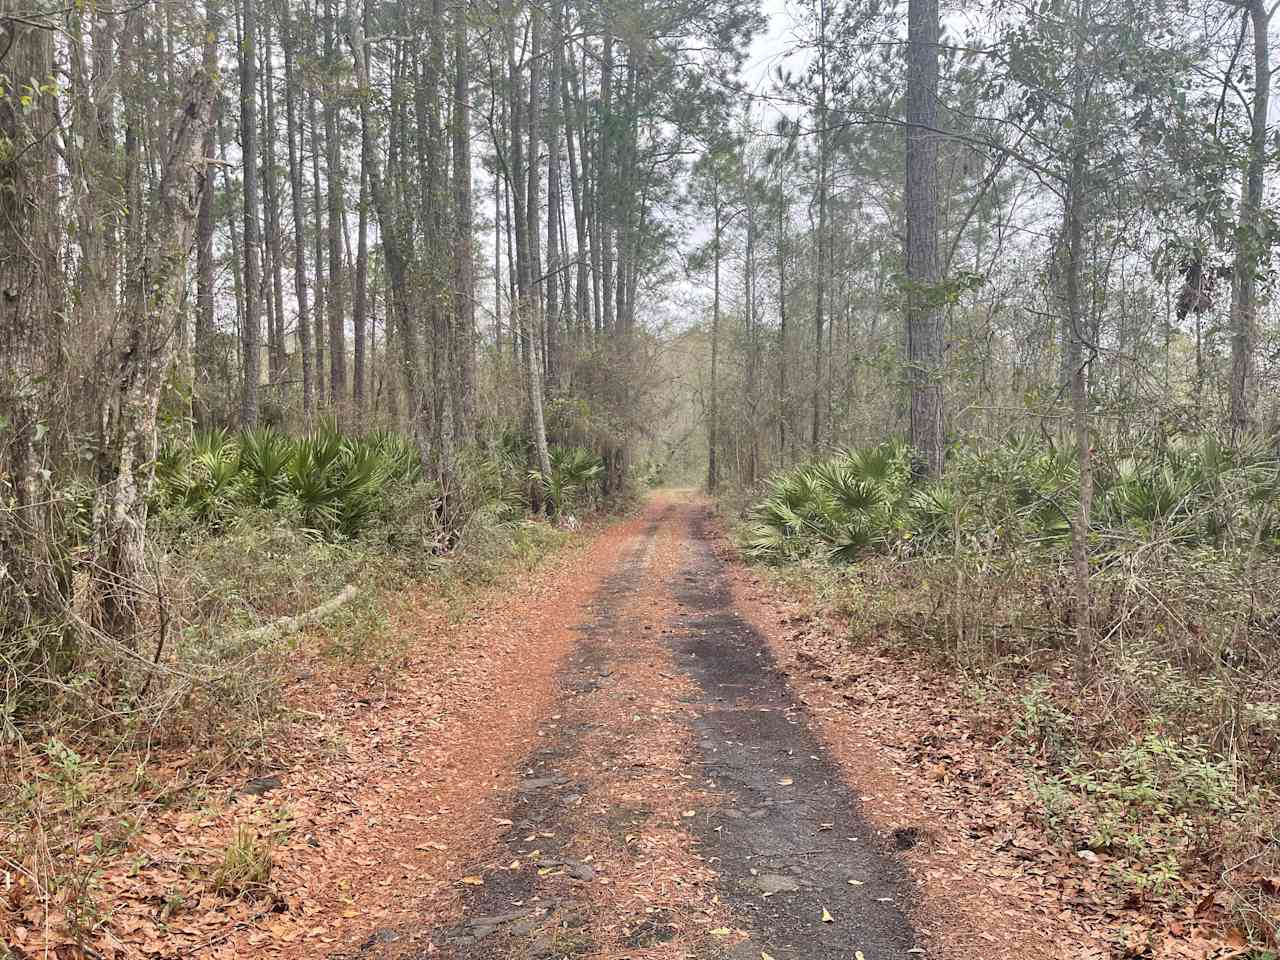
top-left (691, 0), bottom-right (1280, 496)
top-left (0, 0), bottom-right (766, 669)
top-left (692, 143), bottom-right (743, 494)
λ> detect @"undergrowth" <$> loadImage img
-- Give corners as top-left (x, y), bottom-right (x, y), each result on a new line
top-left (0, 425), bottom-right (607, 949)
top-left (742, 430), bottom-right (1280, 949)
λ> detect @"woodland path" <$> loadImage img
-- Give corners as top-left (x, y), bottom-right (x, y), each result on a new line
top-left (328, 492), bottom-right (919, 960)
top-left (223, 492), bottom-right (1065, 960)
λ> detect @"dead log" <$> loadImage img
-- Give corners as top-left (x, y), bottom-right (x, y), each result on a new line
top-left (240, 584), bottom-right (360, 645)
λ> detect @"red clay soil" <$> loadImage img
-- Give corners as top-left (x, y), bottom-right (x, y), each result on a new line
top-left (208, 513), bottom-right (648, 960)
top-left (714, 511), bottom-right (1251, 960)
top-left (720, 541), bottom-right (1070, 960)
top-left (14, 492), bottom-right (1218, 960)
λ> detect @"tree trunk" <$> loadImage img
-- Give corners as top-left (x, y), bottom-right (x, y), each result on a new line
top-left (353, 18), bottom-right (369, 425)
top-left (563, 45), bottom-right (590, 342)
top-left (324, 0), bottom-right (347, 411)
top-left (218, 93), bottom-right (246, 374)
top-left (1228, 0), bottom-right (1270, 439)
top-left (707, 190), bottom-right (721, 493)
top-left (308, 83), bottom-right (328, 408)
top-left (810, 0), bottom-right (829, 452)
top-left (777, 189), bottom-right (789, 464)
top-left (282, 0), bottom-right (314, 415)
top-left (452, 0), bottom-right (476, 441)
top-left (239, 0), bottom-right (262, 426)
top-left (745, 194), bottom-right (758, 486)
top-left (600, 29), bottom-right (615, 333)
top-left (90, 69), bottom-right (216, 642)
top-left (526, 3), bottom-right (545, 350)
top-left (545, 0), bottom-right (565, 391)
top-left (263, 16), bottom-right (287, 394)
top-left (195, 0), bottom-right (219, 426)
top-left (0, 8), bottom-right (66, 648)
top-left (420, 0), bottom-right (453, 470)
top-left (504, 3), bottom-right (552, 481)
top-left (905, 0), bottom-right (944, 477)
top-left (1063, 0), bottom-right (1094, 685)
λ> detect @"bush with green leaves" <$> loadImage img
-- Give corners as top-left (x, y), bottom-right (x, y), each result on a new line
top-left (743, 431), bottom-right (1280, 564)
top-left (530, 446), bottom-right (605, 518)
top-left (744, 432), bottom-right (1280, 935)
top-left (741, 439), bottom-right (913, 562)
top-left (155, 424), bottom-right (427, 539)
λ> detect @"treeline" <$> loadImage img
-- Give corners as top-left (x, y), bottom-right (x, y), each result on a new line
top-left (693, 0), bottom-right (1280, 487)
top-left (704, 3), bottom-right (1280, 942)
top-left (0, 0), bottom-right (760, 653)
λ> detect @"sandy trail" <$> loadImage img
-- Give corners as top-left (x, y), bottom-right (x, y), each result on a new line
top-left (322, 494), bottom-right (926, 960)
top-left (220, 492), bottom-right (1067, 960)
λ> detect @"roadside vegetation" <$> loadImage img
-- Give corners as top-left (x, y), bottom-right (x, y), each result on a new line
top-left (739, 434), bottom-right (1280, 951)
top-left (0, 422), bottom-right (609, 950)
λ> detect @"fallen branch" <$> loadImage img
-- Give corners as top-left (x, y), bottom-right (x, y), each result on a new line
top-left (239, 584), bottom-right (360, 645)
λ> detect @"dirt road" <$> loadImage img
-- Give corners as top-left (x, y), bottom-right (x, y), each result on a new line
top-left (311, 493), bottom-right (921, 960)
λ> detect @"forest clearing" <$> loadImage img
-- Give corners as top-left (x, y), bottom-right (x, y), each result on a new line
top-left (2, 0), bottom-right (1280, 956)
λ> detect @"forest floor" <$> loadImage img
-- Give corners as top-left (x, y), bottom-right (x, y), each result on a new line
top-left (22, 492), bottom-right (1250, 959)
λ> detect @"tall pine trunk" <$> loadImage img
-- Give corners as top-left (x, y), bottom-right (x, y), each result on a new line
top-left (452, 0), bottom-right (476, 441)
top-left (282, 0), bottom-right (314, 415)
top-left (544, 0), bottom-right (565, 391)
top-left (239, 0), bottom-right (262, 426)
top-left (904, 0), bottom-right (944, 476)
top-left (324, 0), bottom-right (347, 411)
top-left (195, 0), bottom-right (219, 425)
top-left (262, 18), bottom-right (287, 391)
top-left (1063, 0), bottom-right (1094, 685)
top-left (308, 84), bottom-right (328, 408)
top-left (707, 186), bottom-right (722, 493)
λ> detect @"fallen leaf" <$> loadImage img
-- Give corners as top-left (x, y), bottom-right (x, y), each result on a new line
top-left (460, 876), bottom-right (483, 886)
top-left (821, 907), bottom-right (834, 923)
top-left (778, 778), bottom-right (794, 786)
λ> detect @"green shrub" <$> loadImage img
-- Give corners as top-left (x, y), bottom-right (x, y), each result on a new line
top-left (742, 439), bottom-right (911, 562)
top-left (531, 446), bottom-right (605, 518)
top-left (744, 429), bottom-right (1280, 940)
top-left (237, 426), bottom-right (293, 508)
top-left (742, 431), bottom-right (1280, 564)
top-left (155, 424), bottom-right (431, 540)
